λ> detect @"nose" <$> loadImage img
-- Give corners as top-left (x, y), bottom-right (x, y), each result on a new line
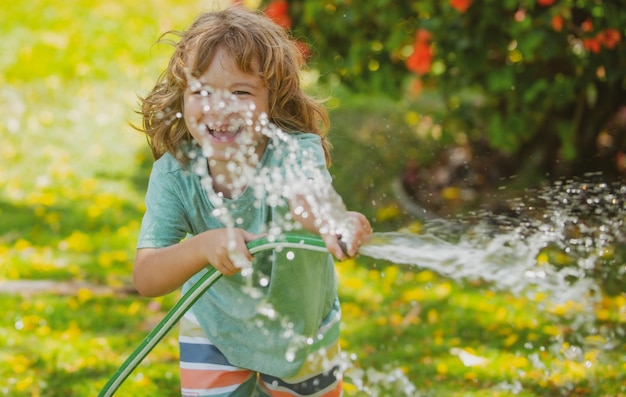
top-left (200, 89), bottom-right (243, 117)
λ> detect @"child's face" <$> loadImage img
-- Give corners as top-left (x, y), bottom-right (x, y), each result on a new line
top-left (183, 46), bottom-right (269, 163)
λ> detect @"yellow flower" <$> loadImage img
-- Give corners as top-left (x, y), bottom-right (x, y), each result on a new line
top-left (132, 372), bottom-right (151, 386)
top-left (536, 251), bottom-right (550, 265)
top-left (427, 308), bottom-right (439, 324)
top-left (503, 334), bottom-right (518, 347)
top-left (415, 270), bottom-right (434, 282)
top-left (596, 307), bottom-right (611, 321)
top-left (381, 265), bottom-right (399, 290)
top-left (25, 191), bottom-right (56, 207)
top-left (543, 324), bottom-right (561, 336)
top-left (7, 354), bottom-right (30, 374)
top-left (464, 371), bottom-right (477, 380)
top-left (389, 312), bottom-right (404, 327)
top-left (62, 321), bottom-right (82, 340)
top-left (14, 239), bottom-right (32, 251)
top-left (15, 376), bottom-right (34, 392)
top-left (343, 381), bottom-right (358, 394)
top-left (434, 282), bottom-right (452, 299)
top-left (81, 177), bottom-right (99, 192)
top-left (62, 230), bottom-right (93, 252)
top-left (441, 187), bottom-right (460, 201)
top-left (400, 222), bottom-right (422, 234)
top-left (340, 276), bottom-right (364, 292)
top-left (404, 111), bottom-right (420, 126)
top-left (510, 355), bottom-right (528, 369)
top-left (401, 287), bottom-right (425, 302)
top-left (97, 250), bottom-right (128, 268)
top-left (77, 287), bottom-right (94, 303)
top-left (127, 301), bottom-right (142, 316)
top-left (376, 204), bottom-right (399, 221)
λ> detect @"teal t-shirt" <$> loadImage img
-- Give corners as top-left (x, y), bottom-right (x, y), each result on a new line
top-left (136, 133), bottom-right (340, 378)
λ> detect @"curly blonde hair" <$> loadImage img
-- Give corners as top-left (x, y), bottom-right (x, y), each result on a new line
top-left (136, 6), bottom-right (331, 165)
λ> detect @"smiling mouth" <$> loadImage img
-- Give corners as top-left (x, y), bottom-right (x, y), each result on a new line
top-left (206, 125), bottom-right (242, 142)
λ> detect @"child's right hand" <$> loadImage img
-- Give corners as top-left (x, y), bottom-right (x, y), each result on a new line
top-left (200, 228), bottom-right (263, 276)
top-left (321, 211), bottom-right (372, 260)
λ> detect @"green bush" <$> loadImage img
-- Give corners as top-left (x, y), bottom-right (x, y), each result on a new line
top-left (268, 0), bottom-right (626, 179)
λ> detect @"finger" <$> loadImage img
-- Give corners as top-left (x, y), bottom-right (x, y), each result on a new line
top-left (218, 260), bottom-right (240, 276)
top-left (226, 234), bottom-right (254, 264)
top-left (323, 235), bottom-right (346, 260)
top-left (346, 241), bottom-right (358, 258)
top-left (242, 230), bottom-right (266, 243)
top-left (230, 250), bottom-right (252, 269)
top-left (358, 218), bottom-right (373, 236)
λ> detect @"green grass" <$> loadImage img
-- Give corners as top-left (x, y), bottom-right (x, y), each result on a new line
top-left (1, 1), bottom-right (625, 396)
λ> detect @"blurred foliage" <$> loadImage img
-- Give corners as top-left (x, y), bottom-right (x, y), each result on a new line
top-left (325, 89), bottom-right (440, 229)
top-left (271, 0), bottom-right (626, 179)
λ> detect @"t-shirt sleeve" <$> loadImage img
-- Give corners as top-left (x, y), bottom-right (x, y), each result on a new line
top-left (292, 133), bottom-right (332, 183)
top-left (136, 163), bottom-right (190, 249)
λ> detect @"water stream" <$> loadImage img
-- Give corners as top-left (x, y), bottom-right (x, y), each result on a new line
top-left (354, 179), bottom-right (625, 395)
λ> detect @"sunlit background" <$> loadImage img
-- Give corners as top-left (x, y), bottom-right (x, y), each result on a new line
top-left (1, 1), bottom-right (625, 396)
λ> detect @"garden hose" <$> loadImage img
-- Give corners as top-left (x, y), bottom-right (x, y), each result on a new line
top-left (98, 233), bottom-right (329, 397)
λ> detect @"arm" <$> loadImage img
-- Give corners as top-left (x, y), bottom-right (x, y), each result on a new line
top-left (282, 134), bottom-right (372, 258)
top-left (133, 228), bottom-right (260, 297)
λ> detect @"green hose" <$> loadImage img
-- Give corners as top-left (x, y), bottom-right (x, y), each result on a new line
top-left (98, 233), bottom-right (328, 397)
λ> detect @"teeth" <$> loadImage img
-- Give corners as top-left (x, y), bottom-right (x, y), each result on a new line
top-left (206, 124), bottom-right (241, 141)
top-left (209, 125), bottom-right (234, 132)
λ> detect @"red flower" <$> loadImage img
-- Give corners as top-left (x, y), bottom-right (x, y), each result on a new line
top-left (407, 28), bottom-right (433, 75)
top-left (581, 19), bottom-right (593, 33)
top-left (406, 42), bottom-right (432, 75)
top-left (551, 15), bottom-right (563, 32)
top-left (450, 0), bottom-right (472, 13)
top-left (582, 37), bottom-right (601, 53)
top-left (599, 28), bottom-right (621, 49)
top-left (415, 28), bottom-right (432, 44)
top-left (537, 0), bottom-right (555, 6)
top-left (265, 0), bottom-right (291, 29)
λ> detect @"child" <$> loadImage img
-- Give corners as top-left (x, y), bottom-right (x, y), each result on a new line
top-left (133, 5), bottom-right (372, 397)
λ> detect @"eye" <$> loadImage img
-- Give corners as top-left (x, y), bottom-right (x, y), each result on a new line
top-left (232, 90), bottom-right (251, 96)
top-left (191, 86), bottom-right (211, 96)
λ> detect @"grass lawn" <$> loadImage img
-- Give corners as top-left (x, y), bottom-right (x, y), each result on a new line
top-left (1, 1), bottom-right (625, 396)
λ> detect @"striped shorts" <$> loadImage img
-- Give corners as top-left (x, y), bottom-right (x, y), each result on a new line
top-left (179, 315), bottom-right (343, 397)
